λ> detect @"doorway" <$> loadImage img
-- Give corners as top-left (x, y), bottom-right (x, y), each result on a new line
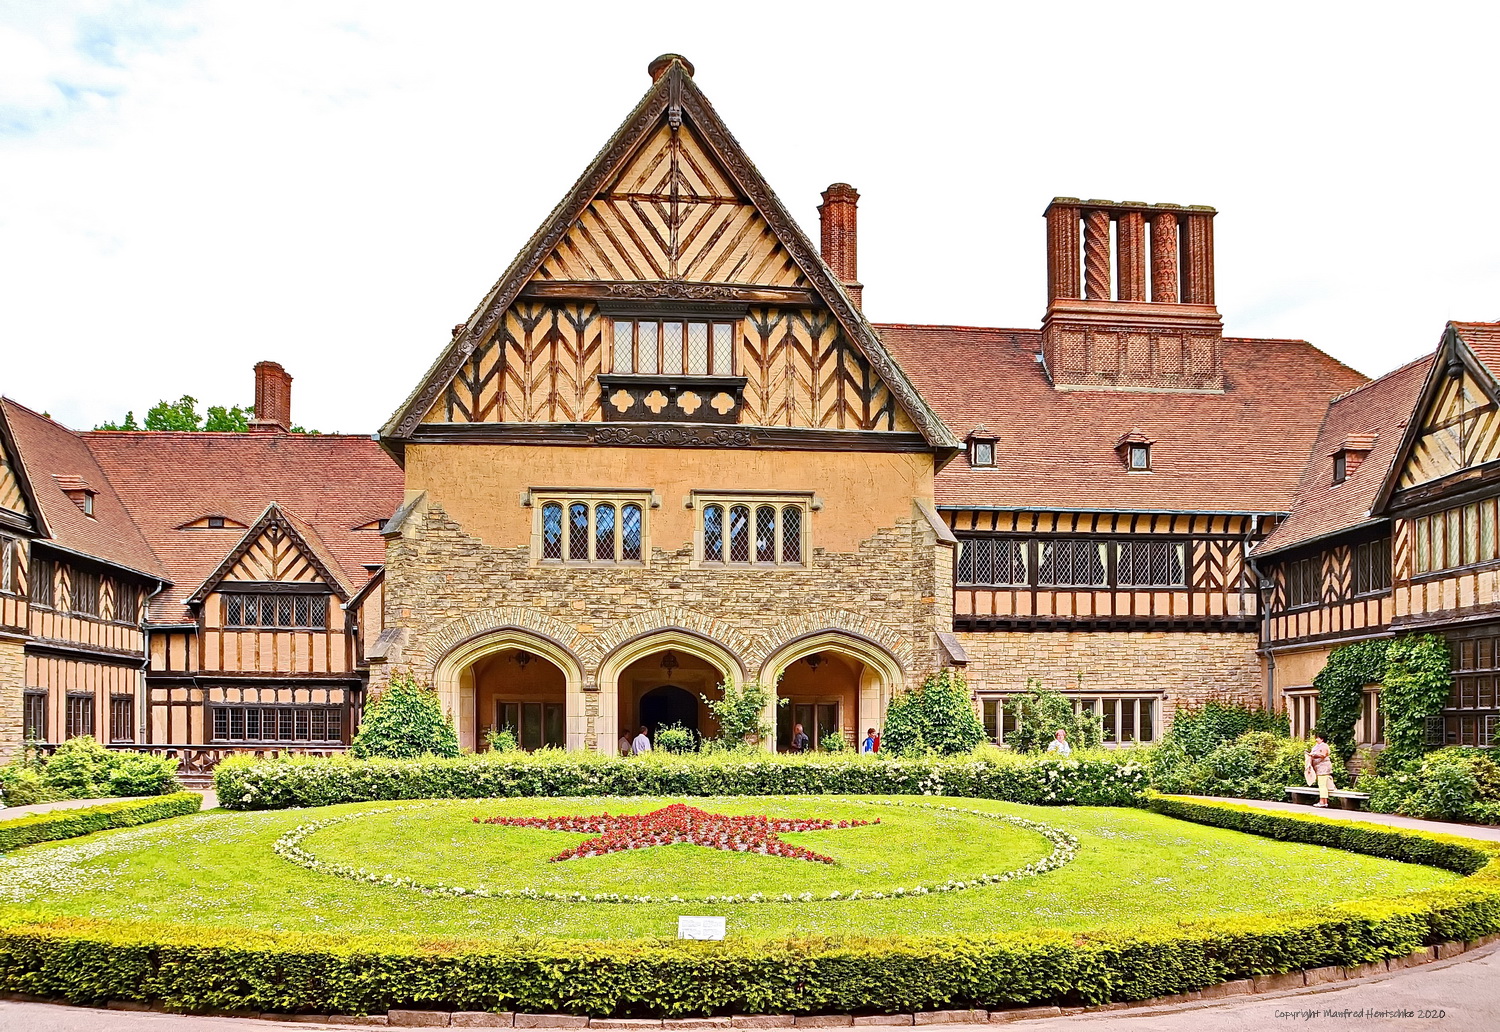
top-left (639, 684), bottom-right (699, 737)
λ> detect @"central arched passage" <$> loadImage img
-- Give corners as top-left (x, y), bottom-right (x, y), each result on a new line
top-left (430, 628), bottom-right (585, 752)
top-left (760, 631), bottom-right (906, 753)
top-left (599, 630), bottom-right (745, 754)
top-left (639, 684), bottom-right (700, 737)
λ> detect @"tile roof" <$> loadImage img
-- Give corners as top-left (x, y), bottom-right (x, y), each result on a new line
top-left (1254, 354), bottom-right (1434, 557)
top-left (875, 325), bottom-right (1368, 513)
top-left (0, 399), bottom-right (167, 580)
top-left (1455, 321), bottom-right (1500, 375)
top-left (82, 431), bottom-right (404, 621)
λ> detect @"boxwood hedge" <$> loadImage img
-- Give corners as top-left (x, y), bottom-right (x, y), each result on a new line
top-left (0, 793), bottom-right (202, 854)
top-left (213, 749), bottom-right (1149, 810)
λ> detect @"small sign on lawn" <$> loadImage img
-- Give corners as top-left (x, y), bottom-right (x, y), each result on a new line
top-left (677, 916), bottom-right (727, 940)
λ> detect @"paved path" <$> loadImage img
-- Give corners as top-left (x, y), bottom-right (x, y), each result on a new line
top-left (0, 790), bottom-right (216, 819)
top-left (2, 943), bottom-right (1495, 1032)
top-left (1190, 795), bottom-right (1500, 842)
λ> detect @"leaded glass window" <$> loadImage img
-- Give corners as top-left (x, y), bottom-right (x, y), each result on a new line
top-left (541, 502), bottom-right (563, 560)
top-left (611, 318), bottom-right (738, 375)
top-left (595, 503), bottom-right (616, 561)
top-left (568, 503), bottom-right (590, 560)
top-left (700, 499), bottom-right (807, 566)
top-left (622, 504), bottom-right (643, 561)
top-left (536, 496), bottom-right (649, 564)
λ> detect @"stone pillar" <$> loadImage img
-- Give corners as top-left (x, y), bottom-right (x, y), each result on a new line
top-left (1115, 211), bottom-right (1146, 302)
top-left (1045, 201), bottom-right (1081, 300)
top-left (1083, 209), bottom-right (1112, 301)
top-left (1184, 208), bottom-right (1216, 305)
top-left (1150, 211), bottom-right (1179, 303)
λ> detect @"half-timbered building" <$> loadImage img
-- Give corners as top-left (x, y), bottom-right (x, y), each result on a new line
top-left (1256, 322), bottom-right (1500, 751)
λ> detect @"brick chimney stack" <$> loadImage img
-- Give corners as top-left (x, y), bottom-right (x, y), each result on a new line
top-left (250, 361), bottom-right (293, 433)
top-left (1041, 198), bottom-right (1223, 392)
top-left (818, 183), bottom-right (863, 309)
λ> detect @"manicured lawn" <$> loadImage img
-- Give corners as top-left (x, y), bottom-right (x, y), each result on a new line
top-left (0, 795), bottom-right (1457, 940)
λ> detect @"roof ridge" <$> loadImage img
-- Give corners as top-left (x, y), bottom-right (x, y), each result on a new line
top-left (0, 397), bottom-right (82, 438)
top-left (1324, 351), bottom-right (1435, 406)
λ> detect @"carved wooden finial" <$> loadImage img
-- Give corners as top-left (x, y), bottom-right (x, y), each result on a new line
top-left (648, 54), bottom-right (694, 82)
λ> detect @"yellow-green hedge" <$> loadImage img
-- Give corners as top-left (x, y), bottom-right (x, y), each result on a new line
top-left (0, 793), bottom-right (202, 854)
top-left (0, 793), bottom-right (1495, 1016)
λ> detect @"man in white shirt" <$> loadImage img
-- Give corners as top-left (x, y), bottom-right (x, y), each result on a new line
top-left (1045, 729), bottom-right (1072, 757)
top-left (631, 725), bottom-right (652, 755)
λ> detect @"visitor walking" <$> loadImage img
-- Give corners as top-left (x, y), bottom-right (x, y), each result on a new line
top-left (1045, 728), bottom-right (1072, 757)
top-left (791, 722), bottom-right (810, 753)
top-left (631, 725), bottom-right (652, 755)
top-left (618, 732), bottom-right (632, 755)
top-left (1308, 732), bottom-right (1334, 806)
top-left (862, 727), bottom-right (879, 753)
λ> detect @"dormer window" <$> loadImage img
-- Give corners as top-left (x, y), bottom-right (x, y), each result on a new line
top-left (966, 427), bottom-right (997, 468)
top-left (1332, 452), bottom-right (1348, 485)
top-left (207, 516), bottom-right (226, 529)
top-left (1331, 434), bottom-right (1376, 487)
top-left (52, 474), bottom-right (97, 517)
top-left (1115, 430), bottom-right (1155, 472)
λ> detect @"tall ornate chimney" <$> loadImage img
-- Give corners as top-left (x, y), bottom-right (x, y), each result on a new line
top-left (250, 361), bottom-right (293, 433)
top-left (818, 183), bottom-right (863, 309)
top-left (1041, 198), bottom-right (1223, 391)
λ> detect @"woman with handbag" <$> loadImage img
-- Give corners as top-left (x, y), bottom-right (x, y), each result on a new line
top-left (1307, 732), bottom-right (1335, 807)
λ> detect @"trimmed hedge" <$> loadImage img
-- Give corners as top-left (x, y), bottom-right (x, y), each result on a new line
top-left (213, 749), bottom-right (1149, 811)
top-left (0, 793), bottom-right (203, 854)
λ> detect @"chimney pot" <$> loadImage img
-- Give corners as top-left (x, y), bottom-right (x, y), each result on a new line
top-left (250, 361), bottom-right (293, 433)
top-left (818, 183), bottom-right (863, 309)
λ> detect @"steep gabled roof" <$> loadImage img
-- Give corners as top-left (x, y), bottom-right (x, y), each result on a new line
top-left (877, 325), bottom-right (1367, 513)
top-left (1255, 354), bottom-right (1434, 557)
top-left (83, 431), bottom-right (403, 621)
top-left (0, 398), bottom-right (167, 580)
top-left (381, 56), bottom-right (956, 452)
top-left (186, 503), bottom-right (356, 605)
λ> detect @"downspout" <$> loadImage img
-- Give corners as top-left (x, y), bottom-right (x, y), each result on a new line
top-left (138, 578), bottom-right (168, 745)
top-left (1244, 514), bottom-right (1275, 712)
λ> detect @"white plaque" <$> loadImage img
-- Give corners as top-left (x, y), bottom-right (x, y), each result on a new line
top-left (677, 916), bottom-right (726, 940)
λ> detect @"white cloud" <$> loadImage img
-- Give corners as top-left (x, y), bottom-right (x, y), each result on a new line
top-left (1, 0), bottom-right (1498, 432)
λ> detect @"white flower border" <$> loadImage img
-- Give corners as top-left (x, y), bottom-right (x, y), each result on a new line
top-left (270, 797), bottom-right (1079, 905)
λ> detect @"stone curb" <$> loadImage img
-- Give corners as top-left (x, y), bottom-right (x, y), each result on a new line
top-left (11, 935), bottom-right (1499, 1028)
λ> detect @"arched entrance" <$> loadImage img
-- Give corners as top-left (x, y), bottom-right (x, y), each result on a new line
top-left (598, 630), bottom-right (746, 755)
top-left (639, 684), bottom-right (700, 737)
top-left (430, 628), bottom-right (584, 752)
top-left (760, 632), bottom-right (906, 753)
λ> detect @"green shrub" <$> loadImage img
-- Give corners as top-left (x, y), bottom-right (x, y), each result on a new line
top-left (655, 724), bottom-right (696, 754)
top-left (103, 753), bottom-right (180, 797)
top-left (999, 681), bottom-right (1103, 755)
top-left (1147, 731), bottom-right (1314, 800)
top-left (1314, 640), bottom-right (1387, 763)
top-left (1357, 747), bottom-right (1500, 823)
top-left (0, 793), bottom-right (202, 853)
top-left (484, 726), bottom-right (520, 753)
top-left (1382, 634), bottom-right (1452, 765)
top-left (351, 672), bottom-right (460, 760)
top-left (819, 731), bottom-right (848, 753)
top-left (704, 679), bottom-right (779, 751)
top-left (37, 736), bottom-right (116, 798)
top-left (214, 748), bottom-right (1149, 811)
top-left (0, 766), bottom-right (54, 808)
top-left (1165, 699), bottom-right (1287, 759)
top-left (882, 669), bottom-right (987, 756)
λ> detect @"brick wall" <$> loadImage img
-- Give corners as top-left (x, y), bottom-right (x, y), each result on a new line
top-left (0, 635), bottom-right (25, 760)
top-left (956, 629), bottom-right (1264, 726)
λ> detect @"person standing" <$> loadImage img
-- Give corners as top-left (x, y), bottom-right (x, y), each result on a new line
top-left (631, 725), bottom-right (652, 756)
top-left (1308, 732), bottom-right (1334, 807)
top-left (791, 722), bottom-right (810, 754)
top-left (618, 731), bottom-right (632, 756)
top-left (1045, 728), bottom-right (1072, 757)
top-left (861, 727), bottom-right (879, 753)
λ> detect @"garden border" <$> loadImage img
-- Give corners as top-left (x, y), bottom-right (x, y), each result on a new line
top-left (0, 793), bottom-right (202, 854)
top-left (1, 791), bottom-right (1499, 1017)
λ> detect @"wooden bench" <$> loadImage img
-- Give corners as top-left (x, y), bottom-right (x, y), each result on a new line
top-left (1285, 786), bottom-right (1371, 810)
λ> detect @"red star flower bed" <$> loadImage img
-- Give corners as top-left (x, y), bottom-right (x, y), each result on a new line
top-left (474, 802), bottom-right (877, 864)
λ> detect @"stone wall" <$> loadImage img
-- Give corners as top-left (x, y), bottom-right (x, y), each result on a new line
top-left (956, 629), bottom-right (1264, 726)
top-left (377, 498), bottom-right (950, 750)
top-left (0, 635), bottom-right (25, 760)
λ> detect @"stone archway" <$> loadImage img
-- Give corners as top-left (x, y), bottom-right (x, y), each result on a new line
top-left (598, 628), bottom-right (747, 755)
top-left (759, 631), bottom-right (907, 752)
top-left (431, 627), bottom-right (586, 752)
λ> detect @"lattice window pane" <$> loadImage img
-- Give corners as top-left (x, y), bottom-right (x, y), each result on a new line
top-left (712, 323), bottom-right (734, 374)
top-left (637, 321), bottom-right (659, 374)
top-left (225, 595), bottom-right (243, 624)
top-left (296, 710), bottom-right (310, 741)
top-left (1446, 509), bottom-right (1461, 570)
top-left (24, 693), bottom-right (45, 740)
top-left (311, 710), bottom-right (327, 740)
top-left (686, 322), bottom-right (710, 374)
top-left (781, 505), bottom-right (802, 564)
top-left (310, 597), bottom-right (327, 627)
top-left (245, 707), bottom-right (261, 740)
top-left (568, 503), bottom-right (589, 560)
top-left (229, 708), bottom-right (245, 740)
top-left (542, 503), bottom-right (563, 560)
top-left (595, 503), bottom-right (616, 560)
top-left (1485, 501), bottom-right (1498, 562)
top-left (662, 322), bottom-right (684, 374)
top-left (729, 505), bottom-right (750, 562)
top-left (613, 321), bottom-right (634, 373)
top-left (756, 505), bottom-right (776, 562)
top-left (1465, 503), bottom-right (1481, 565)
top-left (280, 709), bottom-right (295, 739)
top-left (703, 505), bottom-right (724, 562)
top-left (622, 504), bottom-right (642, 561)
top-left (1415, 516), bottom-right (1430, 573)
top-left (213, 708), bottom-right (229, 741)
top-left (293, 596), bottom-right (309, 626)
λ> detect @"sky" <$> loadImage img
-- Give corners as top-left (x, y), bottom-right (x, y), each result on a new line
top-left (1, 0), bottom-right (1497, 434)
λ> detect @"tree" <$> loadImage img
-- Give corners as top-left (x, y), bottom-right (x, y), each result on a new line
top-left (1003, 680), bottom-right (1104, 754)
top-left (703, 679), bottom-right (780, 750)
top-left (93, 395), bottom-right (316, 433)
top-left (351, 672), bottom-right (460, 759)
top-left (881, 668), bottom-right (988, 756)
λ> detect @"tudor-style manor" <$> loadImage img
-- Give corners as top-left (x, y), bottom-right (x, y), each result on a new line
top-left (4, 53), bottom-right (1485, 767)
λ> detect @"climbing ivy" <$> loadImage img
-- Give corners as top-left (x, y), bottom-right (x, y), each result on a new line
top-left (1313, 639), bottom-right (1389, 762)
top-left (1381, 634), bottom-right (1453, 765)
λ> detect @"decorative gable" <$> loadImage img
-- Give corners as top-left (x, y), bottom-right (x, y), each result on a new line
top-left (385, 55), bottom-right (954, 453)
top-left (189, 505), bottom-right (350, 604)
top-left (1394, 345), bottom-right (1500, 492)
top-left (0, 436), bottom-right (31, 523)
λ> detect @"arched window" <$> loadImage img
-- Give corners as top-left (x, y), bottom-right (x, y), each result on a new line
top-left (781, 505), bottom-right (802, 564)
top-left (622, 504), bottom-right (643, 561)
top-left (756, 505), bottom-right (776, 563)
top-left (568, 503), bottom-right (590, 560)
top-left (697, 496), bottom-right (809, 566)
top-left (728, 504), bottom-right (751, 562)
top-left (594, 503), bottom-right (616, 560)
top-left (541, 502), bottom-right (563, 560)
top-left (703, 504), bottom-right (724, 562)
